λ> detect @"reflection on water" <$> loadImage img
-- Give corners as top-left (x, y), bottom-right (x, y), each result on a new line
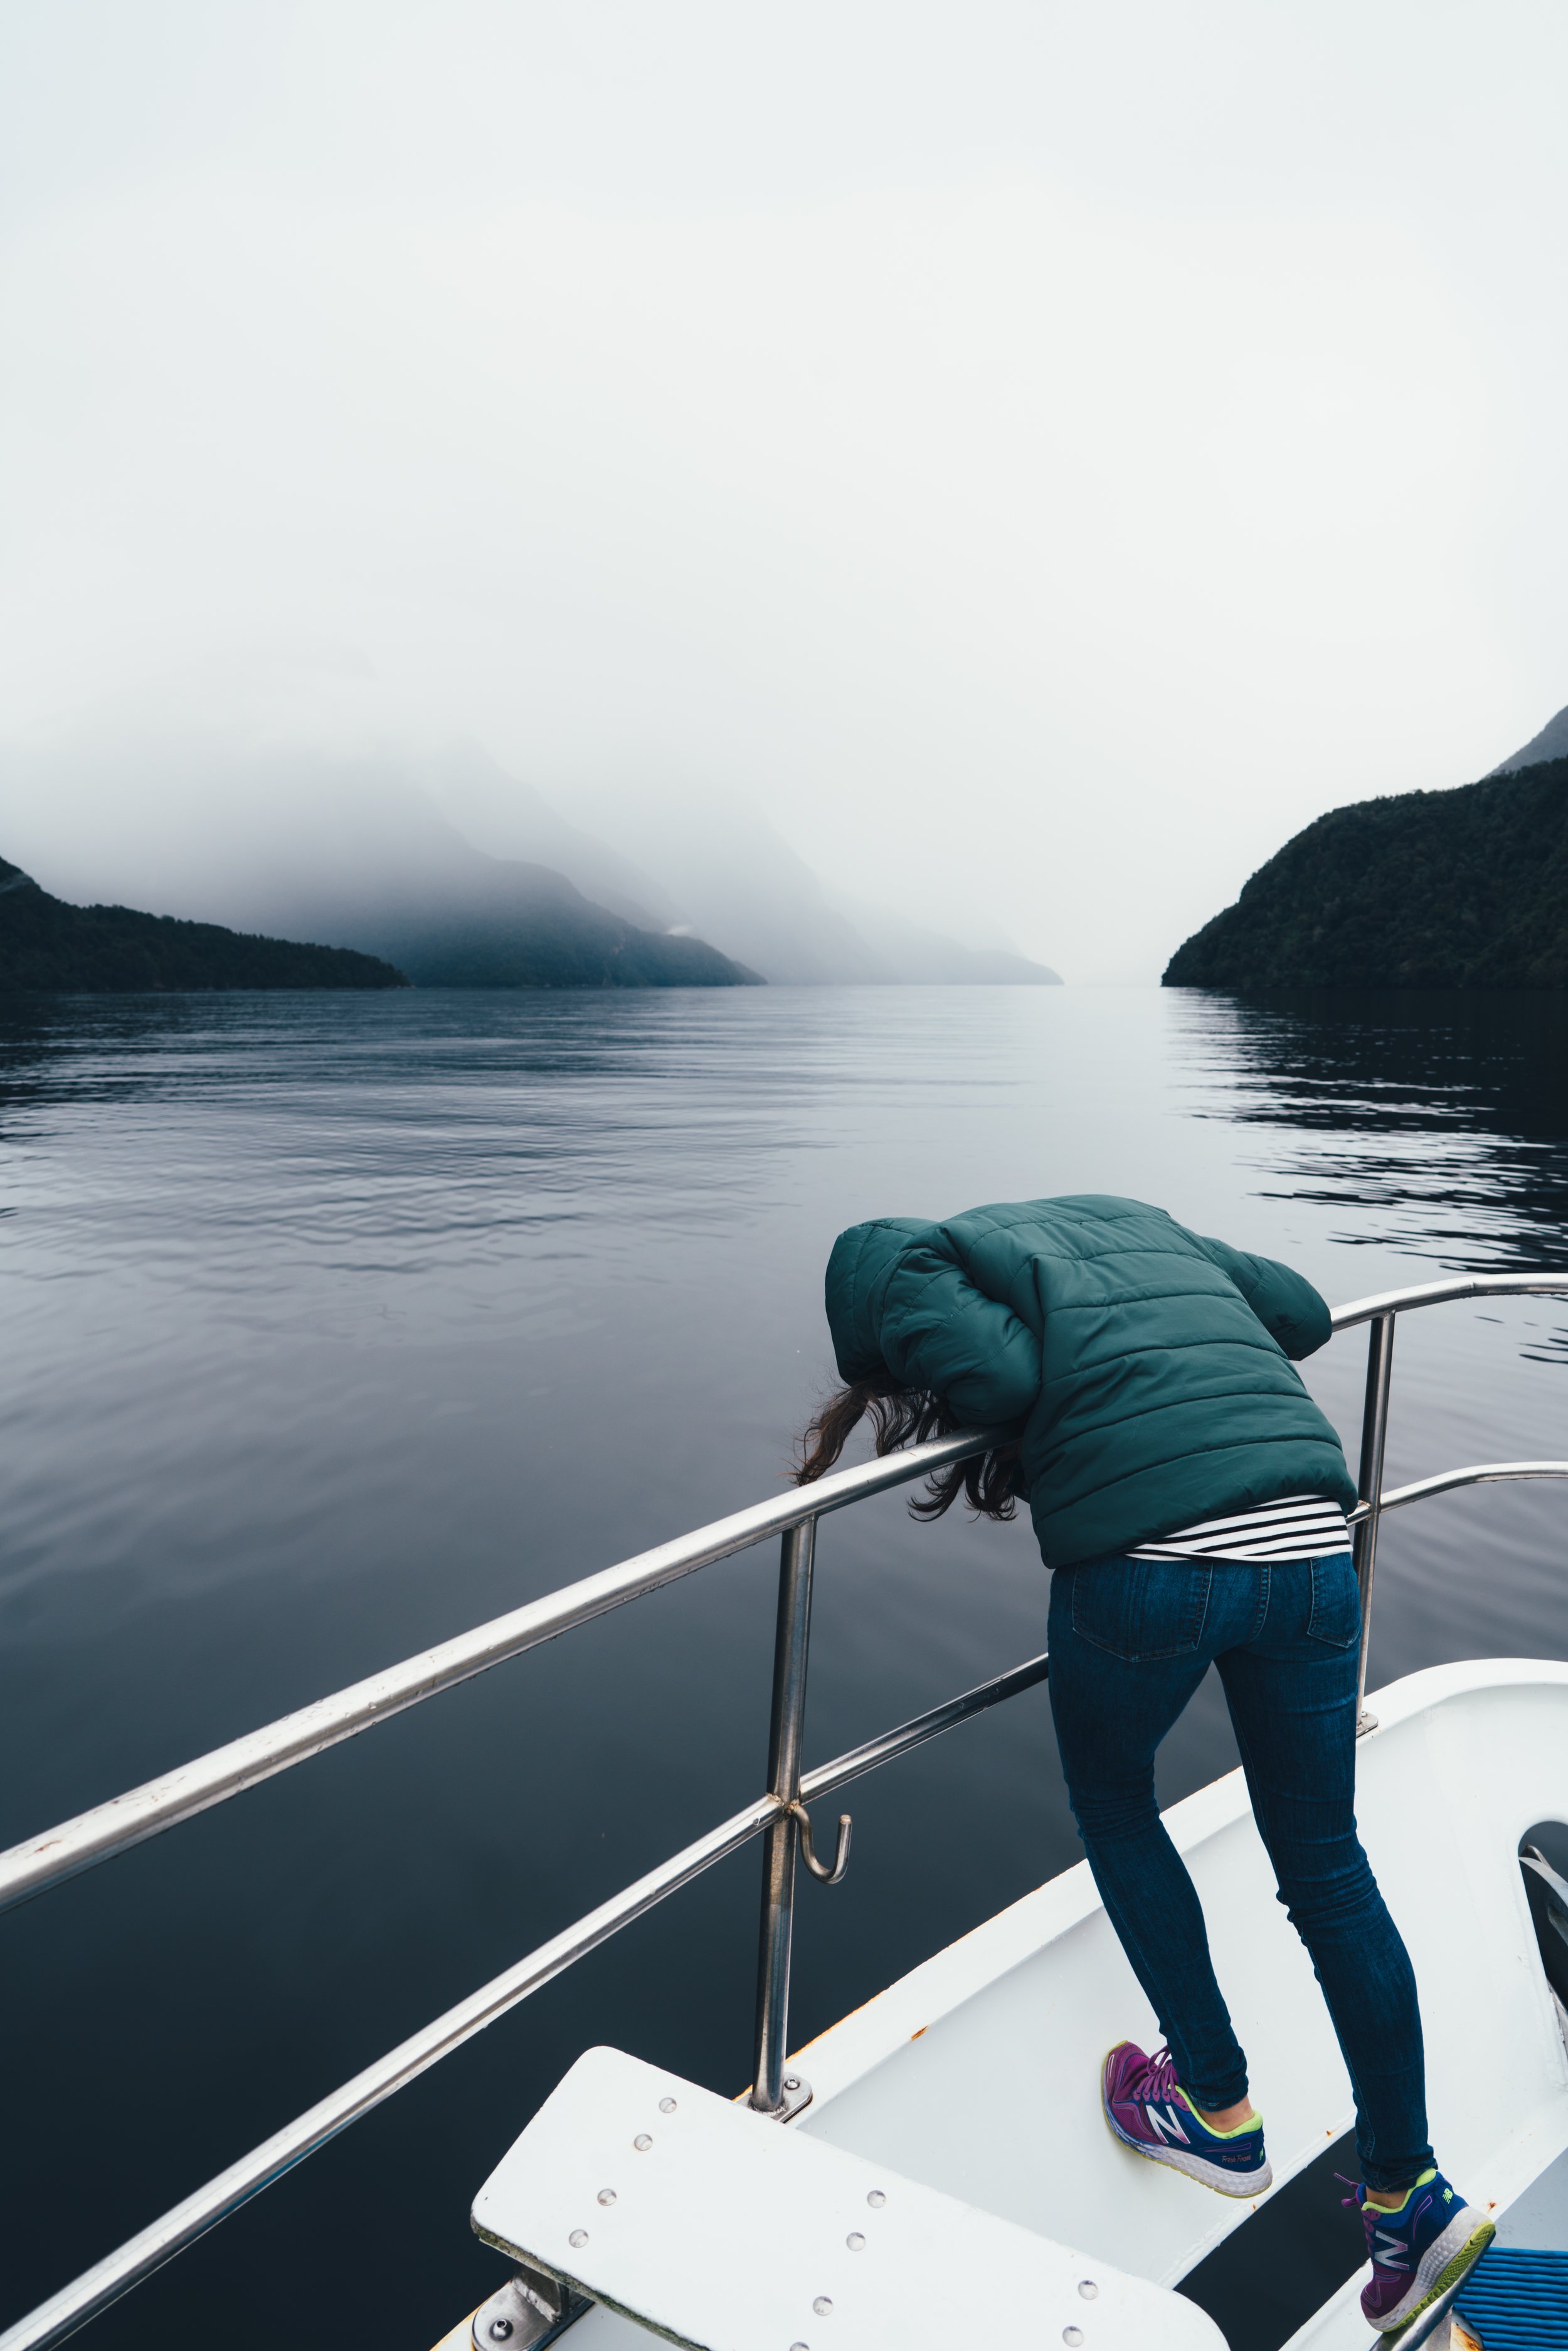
top-left (1171, 988), bottom-right (1568, 1274)
top-left (3, 984), bottom-right (1567, 2351)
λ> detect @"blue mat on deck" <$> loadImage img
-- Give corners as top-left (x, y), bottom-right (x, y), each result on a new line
top-left (1453, 2244), bottom-right (1568, 2346)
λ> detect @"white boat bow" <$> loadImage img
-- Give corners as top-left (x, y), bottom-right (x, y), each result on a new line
top-left (447, 1660), bottom-right (1568, 2350)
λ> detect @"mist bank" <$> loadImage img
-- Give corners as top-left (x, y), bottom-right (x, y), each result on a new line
top-left (302, 844), bottom-right (762, 992)
top-left (2, 740), bottom-right (1063, 989)
top-left (0, 853), bottom-right (406, 993)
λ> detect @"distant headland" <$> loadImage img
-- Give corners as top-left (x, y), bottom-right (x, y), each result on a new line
top-left (0, 855), bottom-right (408, 993)
top-left (1164, 742), bottom-right (1568, 992)
top-left (4, 747), bottom-right (1062, 989)
top-left (321, 856), bottom-right (763, 990)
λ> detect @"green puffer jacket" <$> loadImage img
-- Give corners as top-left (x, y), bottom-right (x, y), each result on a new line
top-left (824, 1194), bottom-right (1355, 1568)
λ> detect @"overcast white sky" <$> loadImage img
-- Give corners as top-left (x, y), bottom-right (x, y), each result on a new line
top-left (3, 1), bottom-right (1566, 979)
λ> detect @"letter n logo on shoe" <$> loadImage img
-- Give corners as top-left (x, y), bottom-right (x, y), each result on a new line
top-left (1374, 2232), bottom-right (1409, 2269)
top-left (1145, 2104), bottom-right (1189, 2145)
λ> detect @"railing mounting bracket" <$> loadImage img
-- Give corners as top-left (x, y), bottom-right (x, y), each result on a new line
top-left (470, 2262), bottom-right (587, 2349)
top-left (775, 2070), bottom-right (813, 2121)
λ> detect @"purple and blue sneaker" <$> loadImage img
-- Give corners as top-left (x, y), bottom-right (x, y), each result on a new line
top-left (1345, 2168), bottom-right (1494, 2335)
top-left (1101, 2041), bottom-right (1273, 2197)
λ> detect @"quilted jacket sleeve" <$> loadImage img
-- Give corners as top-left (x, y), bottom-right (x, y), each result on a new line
top-left (824, 1221), bottom-right (1041, 1426)
top-left (1192, 1232), bottom-right (1333, 1361)
top-left (874, 1238), bottom-right (1042, 1426)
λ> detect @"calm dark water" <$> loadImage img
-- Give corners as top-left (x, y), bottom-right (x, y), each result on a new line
top-left (4, 985), bottom-right (1568, 2347)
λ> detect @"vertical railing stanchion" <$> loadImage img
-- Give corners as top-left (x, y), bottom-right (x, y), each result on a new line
top-left (1352, 1312), bottom-right (1396, 1735)
top-left (748, 1514), bottom-right (817, 2115)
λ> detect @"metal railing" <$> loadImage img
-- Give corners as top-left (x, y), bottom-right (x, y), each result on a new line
top-left (0, 1432), bottom-right (1005, 1916)
top-left (4, 1270), bottom-right (1568, 2351)
top-left (1330, 1273), bottom-right (1568, 1729)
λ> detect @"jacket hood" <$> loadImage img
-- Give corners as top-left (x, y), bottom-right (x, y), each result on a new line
top-left (825, 1218), bottom-right (931, 1382)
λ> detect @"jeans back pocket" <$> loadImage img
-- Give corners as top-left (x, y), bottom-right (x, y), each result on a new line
top-left (1306, 1553), bottom-right (1361, 1650)
top-left (1069, 1557), bottom-right (1213, 1662)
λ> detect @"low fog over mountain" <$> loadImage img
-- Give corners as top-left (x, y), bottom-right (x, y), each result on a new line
top-left (3, 740), bottom-right (1061, 987)
top-left (6, 8), bottom-right (1568, 980)
top-left (448, 767), bottom-right (1059, 985)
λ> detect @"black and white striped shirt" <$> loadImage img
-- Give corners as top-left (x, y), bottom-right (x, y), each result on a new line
top-left (1127, 1494), bottom-right (1352, 1563)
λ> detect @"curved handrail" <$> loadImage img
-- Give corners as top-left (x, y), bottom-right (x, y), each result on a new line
top-left (0, 1791), bottom-right (783, 2351)
top-left (11, 1269), bottom-right (1568, 1920)
top-left (0, 1648), bottom-right (1051, 2351)
top-left (1330, 1271), bottom-right (1568, 1727)
top-left (0, 1425), bottom-right (1005, 1916)
top-left (1366, 1461), bottom-right (1568, 1519)
top-left (1330, 1271), bottom-right (1568, 1331)
top-left (13, 1266), bottom-right (1568, 1919)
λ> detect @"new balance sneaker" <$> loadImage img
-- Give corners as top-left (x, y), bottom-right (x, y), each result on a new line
top-left (1346, 2169), bottom-right (1495, 2335)
top-left (1101, 2041), bottom-right (1273, 2197)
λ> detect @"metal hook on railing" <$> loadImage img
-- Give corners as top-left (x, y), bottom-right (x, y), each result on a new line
top-left (790, 1800), bottom-right (852, 1886)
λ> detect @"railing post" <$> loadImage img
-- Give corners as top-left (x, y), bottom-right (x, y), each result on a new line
top-left (1352, 1313), bottom-right (1396, 1736)
top-left (748, 1515), bottom-right (817, 2115)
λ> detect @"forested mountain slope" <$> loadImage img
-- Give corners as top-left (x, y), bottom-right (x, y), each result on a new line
top-left (0, 856), bottom-right (406, 992)
top-left (1164, 755), bottom-right (1568, 990)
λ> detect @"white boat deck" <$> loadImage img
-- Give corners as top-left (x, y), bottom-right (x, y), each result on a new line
top-left (472, 2046), bottom-right (1227, 2348)
top-left (467, 1658), bottom-right (1568, 2350)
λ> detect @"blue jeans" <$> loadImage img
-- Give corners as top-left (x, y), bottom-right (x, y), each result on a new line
top-left (1047, 1552), bottom-right (1433, 2192)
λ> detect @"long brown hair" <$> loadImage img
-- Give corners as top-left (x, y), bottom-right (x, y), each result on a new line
top-left (795, 1371), bottom-right (1019, 1520)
